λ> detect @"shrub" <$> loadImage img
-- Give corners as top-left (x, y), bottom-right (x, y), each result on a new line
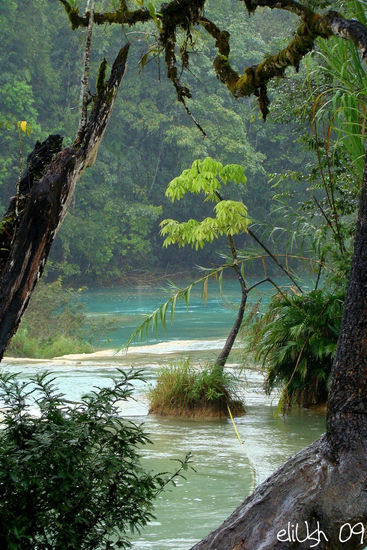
top-left (0, 370), bottom-right (190, 549)
top-left (245, 289), bottom-right (344, 410)
top-left (149, 358), bottom-right (245, 417)
top-left (7, 328), bottom-right (94, 358)
top-left (7, 279), bottom-right (103, 358)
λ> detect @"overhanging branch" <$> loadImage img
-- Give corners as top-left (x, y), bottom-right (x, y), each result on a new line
top-left (58, 1), bottom-right (367, 121)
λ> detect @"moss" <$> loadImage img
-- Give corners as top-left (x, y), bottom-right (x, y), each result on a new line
top-left (214, 56), bottom-right (240, 94)
top-left (59, 0), bottom-right (150, 29)
top-left (58, 0), bottom-right (344, 124)
top-left (207, 8), bottom-right (338, 119)
top-left (0, 214), bottom-right (15, 232)
top-left (96, 58), bottom-right (108, 96)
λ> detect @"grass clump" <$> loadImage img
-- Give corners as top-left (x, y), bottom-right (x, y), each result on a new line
top-left (149, 359), bottom-right (245, 418)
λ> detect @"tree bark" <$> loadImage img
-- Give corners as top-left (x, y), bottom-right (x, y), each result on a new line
top-left (327, 151), bottom-right (367, 454)
top-left (214, 285), bottom-right (247, 368)
top-left (191, 435), bottom-right (367, 550)
top-left (215, 235), bottom-right (247, 368)
top-left (191, 150), bottom-right (367, 549)
top-left (0, 44), bottom-right (129, 360)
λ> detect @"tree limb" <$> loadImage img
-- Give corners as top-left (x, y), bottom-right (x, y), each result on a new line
top-left (0, 45), bottom-right (129, 360)
top-left (58, 0), bottom-right (367, 120)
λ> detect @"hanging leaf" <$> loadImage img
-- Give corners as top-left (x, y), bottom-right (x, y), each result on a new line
top-left (18, 121), bottom-right (28, 133)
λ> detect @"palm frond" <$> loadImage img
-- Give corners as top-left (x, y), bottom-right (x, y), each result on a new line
top-left (121, 266), bottom-right (229, 350)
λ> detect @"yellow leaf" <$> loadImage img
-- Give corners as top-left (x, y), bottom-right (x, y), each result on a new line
top-left (19, 121), bottom-right (27, 133)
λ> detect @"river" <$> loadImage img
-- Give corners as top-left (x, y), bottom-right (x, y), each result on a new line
top-left (2, 278), bottom-right (326, 549)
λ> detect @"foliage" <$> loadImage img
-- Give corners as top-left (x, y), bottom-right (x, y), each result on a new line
top-left (125, 157), bottom-right (250, 354)
top-left (0, 369), bottom-right (191, 549)
top-left (0, 0), bottom-right (304, 281)
top-left (267, 140), bottom-right (356, 291)
top-left (8, 330), bottom-right (93, 359)
top-left (7, 279), bottom-right (97, 358)
top-left (165, 158), bottom-right (246, 201)
top-left (313, 0), bottom-right (367, 179)
top-left (160, 157), bottom-right (249, 250)
top-left (263, 5), bottom-right (364, 291)
top-left (149, 358), bottom-right (244, 416)
top-left (245, 289), bottom-right (344, 410)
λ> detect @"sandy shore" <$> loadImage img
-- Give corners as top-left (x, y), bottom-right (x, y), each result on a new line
top-left (4, 338), bottom-right (228, 364)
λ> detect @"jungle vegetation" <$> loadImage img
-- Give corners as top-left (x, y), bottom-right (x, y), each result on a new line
top-left (6, 279), bottom-right (98, 358)
top-left (0, 0), bottom-right (309, 284)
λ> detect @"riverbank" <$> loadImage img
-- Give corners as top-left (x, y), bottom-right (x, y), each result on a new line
top-left (4, 338), bottom-right (239, 364)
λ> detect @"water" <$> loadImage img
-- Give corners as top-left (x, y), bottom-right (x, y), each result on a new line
top-left (131, 370), bottom-right (325, 549)
top-left (2, 278), bottom-right (326, 549)
top-left (3, 359), bottom-right (325, 549)
top-left (79, 277), bottom-right (295, 348)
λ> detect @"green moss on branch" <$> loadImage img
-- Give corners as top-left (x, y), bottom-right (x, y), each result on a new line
top-left (207, 11), bottom-right (337, 119)
top-left (58, 0), bottom-right (150, 29)
top-left (58, 0), bottom-right (367, 123)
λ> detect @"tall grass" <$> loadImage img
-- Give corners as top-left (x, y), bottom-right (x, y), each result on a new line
top-left (149, 359), bottom-right (245, 417)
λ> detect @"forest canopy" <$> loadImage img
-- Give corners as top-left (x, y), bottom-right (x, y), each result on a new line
top-left (0, 0), bottom-right (314, 283)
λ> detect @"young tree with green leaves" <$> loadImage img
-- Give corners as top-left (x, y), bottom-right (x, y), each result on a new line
top-left (127, 156), bottom-right (301, 369)
top-left (161, 157), bottom-right (250, 368)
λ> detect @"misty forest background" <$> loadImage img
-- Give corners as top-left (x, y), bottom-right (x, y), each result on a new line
top-left (0, 0), bottom-right (318, 285)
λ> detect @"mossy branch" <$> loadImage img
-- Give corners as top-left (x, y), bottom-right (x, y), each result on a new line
top-left (59, 0), bottom-right (367, 121)
top-left (201, 6), bottom-right (367, 119)
top-left (58, 0), bottom-right (150, 29)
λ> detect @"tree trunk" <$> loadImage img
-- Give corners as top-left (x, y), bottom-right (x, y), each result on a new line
top-left (0, 45), bottom-right (129, 360)
top-left (191, 150), bottom-right (367, 549)
top-left (214, 269), bottom-right (247, 368)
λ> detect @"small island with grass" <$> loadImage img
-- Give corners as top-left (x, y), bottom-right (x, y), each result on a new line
top-left (149, 359), bottom-right (245, 418)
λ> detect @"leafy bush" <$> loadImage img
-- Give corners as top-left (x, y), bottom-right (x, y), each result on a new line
top-left (245, 289), bottom-right (344, 410)
top-left (8, 329), bottom-right (93, 359)
top-left (149, 358), bottom-right (244, 417)
top-left (7, 279), bottom-right (100, 358)
top-left (0, 369), bottom-right (190, 550)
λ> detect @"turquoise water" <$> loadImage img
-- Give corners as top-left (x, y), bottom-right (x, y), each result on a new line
top-left (80, 276), bottom-right (295, 348)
